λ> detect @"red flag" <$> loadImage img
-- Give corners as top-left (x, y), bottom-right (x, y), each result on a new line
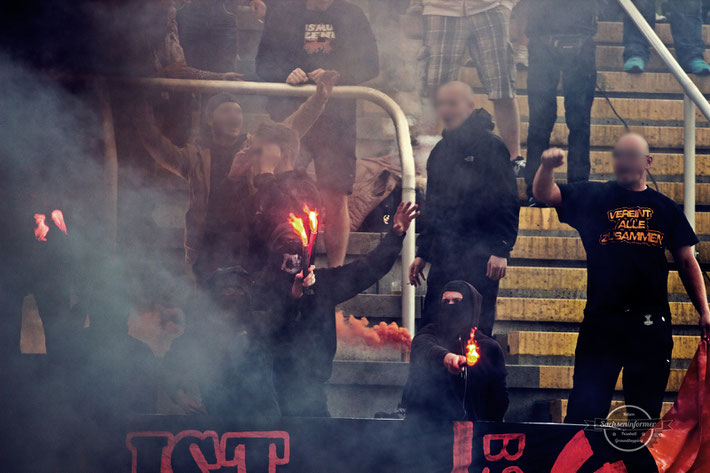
top-left (643, 339), bottom-right (709, 473)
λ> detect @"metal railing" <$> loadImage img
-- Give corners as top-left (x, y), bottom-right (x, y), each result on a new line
top-left (106, 78), bottom-right (418, 335)
top-left (617, 0), bottom-right (710, 230)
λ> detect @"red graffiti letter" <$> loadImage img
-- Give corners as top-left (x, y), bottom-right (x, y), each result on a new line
top-left (483, 433), bottom-right (526, 462)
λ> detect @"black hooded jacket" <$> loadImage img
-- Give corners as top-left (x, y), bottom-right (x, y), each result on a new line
top-left (417, 110), bottom-right (519, 262)
top-left (405, 281), bottom-right (508, 422)
top-left (271, 230), bottom-right (405, 382)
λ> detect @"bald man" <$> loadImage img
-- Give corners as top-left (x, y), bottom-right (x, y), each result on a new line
top-left (533, 136), bottom-right (710, 426)
top-left (410, 81), bottom-right (519, 336)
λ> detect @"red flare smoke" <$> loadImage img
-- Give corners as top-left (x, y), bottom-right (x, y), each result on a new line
top-left (335, 312), bottom-right (412, 351)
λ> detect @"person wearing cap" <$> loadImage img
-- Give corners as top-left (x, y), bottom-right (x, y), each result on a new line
top-left (404, 280), bottom-right (509, 422)
top-left (133, 73), bottom-right (337, 284)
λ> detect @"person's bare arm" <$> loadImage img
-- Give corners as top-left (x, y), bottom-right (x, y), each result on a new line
top-left (281, 70), bottom-right (339, 138)
top-left (673, 245), bottom-right (710, 339)
top-left (532, 148), bottom-right (564, 206)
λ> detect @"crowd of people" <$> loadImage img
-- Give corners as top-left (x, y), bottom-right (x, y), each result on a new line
top-left (4, 1), bottom-right (710, 470)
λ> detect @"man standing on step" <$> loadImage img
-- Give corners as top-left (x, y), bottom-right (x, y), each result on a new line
top-left (410, 81), bottom-right (519, 337)
top-left (407, 0), bottom-right (523, 163)
top-left (523, 0), bottom-right (599, 207)
top-left (623, 0), bottom-right (710, 75)
top-left (533, 136), bottom-right (710, 425)
top-left (256, 0), bottom-right (379, 268)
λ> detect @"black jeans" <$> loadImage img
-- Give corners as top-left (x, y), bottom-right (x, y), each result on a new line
top-left (524, 35), bottom-right (596, 198)
top-left (623, 0), bottom-right (705, 69)
top-left (565, 308), bottom-right (673, 425)
top-left (422, 256), bottom-right (499, 336)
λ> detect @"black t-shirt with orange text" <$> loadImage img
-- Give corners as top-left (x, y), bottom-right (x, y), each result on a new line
top-left (556, 181), bottom-right (698, 313)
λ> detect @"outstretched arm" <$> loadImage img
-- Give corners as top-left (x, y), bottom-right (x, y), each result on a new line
top-left (319, 202), bottom-right (419, 304)
top-left (281, 70), bottom-right (339, 138)
top-left (532, 148), bottom-right (565, 206)
top-left (133, 101), bottom-right (192, 180)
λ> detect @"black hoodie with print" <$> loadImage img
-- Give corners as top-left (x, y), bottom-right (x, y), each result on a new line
top-left (417, 109), bottom-right (519, 263)
top-left (405, 281), bottom-right (508, 422)
top-left (256, 0), bottom-right (378, 85)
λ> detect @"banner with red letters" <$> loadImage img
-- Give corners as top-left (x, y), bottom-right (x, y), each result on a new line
top-left (123, 416), bottom-right (659, 472)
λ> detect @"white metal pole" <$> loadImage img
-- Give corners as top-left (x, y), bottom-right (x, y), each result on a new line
top-left (120, 78), bottom-right (418, 335)
top-left (617, 0), bottom-right (710, 122)
top-left (684, 95), bottom-right (696, 232)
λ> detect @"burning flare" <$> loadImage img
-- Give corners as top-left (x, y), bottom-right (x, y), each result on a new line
top-left (51, 209), bottom-right (67, 235)
top-left (465, 328), bottom-right (480, 367)
top-left (34, 213), bottom-right (49, 241)
top-left (303, 204), bottom-right (319, 234)
top-left (288, 212), bottom-right (308, 248)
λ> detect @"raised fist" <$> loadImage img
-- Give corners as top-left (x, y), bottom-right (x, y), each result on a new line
top-left (541, 148), bottom-right (565, 169)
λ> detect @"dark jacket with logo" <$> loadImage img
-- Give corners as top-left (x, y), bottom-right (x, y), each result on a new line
top-left (405, 281), bottom-right (508, 422)
top-left (417, 109), bottom-right (519, 263)
top-left (255, 0), bottom-right (378, 85)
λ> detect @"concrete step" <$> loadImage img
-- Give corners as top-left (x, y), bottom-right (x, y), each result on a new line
top-left (544, 399), bottom-right (674, 424)
top-left (516, 365), bottom-right (686, 392)
top-left (358, 117), bottom-right (710, 148)
top-left (502, 331), bottom-right (699, 360)
top-left (497, 297), bottom-right (701, 327)
top-left (593, 45), bottom-right (710, 72)
top-left (460, 68), bottom-right (710, 96)
top-left (515, 178), bottom-right (710, 206)
top-left (595, 21), bottom-right (710, 46)
top-left (501, 265), bottom-right (686, 296)
top-left (473, 94), bottom-right (710, 126)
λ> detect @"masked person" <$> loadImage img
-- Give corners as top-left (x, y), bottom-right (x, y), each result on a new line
top-left (404, 281), bottom-right (509, 423)
top-left (133, 73), bottom-right (337, 284)
top-left (533, 136), bottom-right (710, 424)
top-left (162, 266), bottom-right (281, 418)
top-left (409, 81), bottom-right (519, 337)
top-left (258, 202), bottom-right (419, 417)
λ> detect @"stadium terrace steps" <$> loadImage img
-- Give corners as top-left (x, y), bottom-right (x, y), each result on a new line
top-left (595, 21), bottom-right (710, 46)
top-left (501, 331), bottom-right (699, 360)
top-left (461, 68), bottom-right (710, 95)
top-left (543, 399), bottom-right (675, 424)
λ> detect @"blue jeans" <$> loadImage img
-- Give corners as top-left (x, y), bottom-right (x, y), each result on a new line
top-left (623, 0), bottom-right (706, 70)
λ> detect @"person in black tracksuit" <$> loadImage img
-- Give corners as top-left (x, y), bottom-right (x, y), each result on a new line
top-left (523, 0), bottom-right (599, 205)
top-left (259, 202), bottom-right (418, 416)
top-left (411, 90), bottom-right (519, 337)
top-left (533, 139), bottom-right (710, 425)
top-left (405, 280), bottom-right (509, 422)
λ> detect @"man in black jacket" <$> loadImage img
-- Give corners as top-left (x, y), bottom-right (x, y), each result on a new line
top-left (261, 201), bottom-right (418, 416)
top-left (256, 0), bottom-right (379, 268)
top-left (405, 280), bottom-right (509, 422)
top-left (410, 81), bottom-right (519, 336)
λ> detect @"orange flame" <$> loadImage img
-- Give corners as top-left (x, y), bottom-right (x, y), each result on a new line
top-left (288, 212), bottom-right (308, 248)
top-left (465, 328), bottom-right (480, 367)
top-left (51, 209), bottom-right (67, 235)
top-left (303, 204), bottom-right (319, 234)
top-left (34, 214), bottom-right (49, 241)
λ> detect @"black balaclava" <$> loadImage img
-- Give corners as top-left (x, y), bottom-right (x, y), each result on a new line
top-left (437, 280), bottom-right (483, 342)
